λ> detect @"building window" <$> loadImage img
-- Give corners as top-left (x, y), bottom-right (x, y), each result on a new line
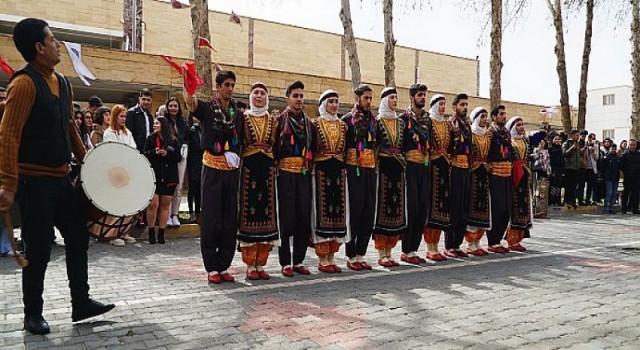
top-left (603, 94), bottom-right (615, 106)
top-left (603, 129), bottom-right (615, 140)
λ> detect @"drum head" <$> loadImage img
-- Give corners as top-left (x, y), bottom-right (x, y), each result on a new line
top-left (81, 142), bottom-right (156, 217)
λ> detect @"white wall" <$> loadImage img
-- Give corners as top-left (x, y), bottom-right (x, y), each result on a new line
top-left (586, 86), bottom-right (632, 144)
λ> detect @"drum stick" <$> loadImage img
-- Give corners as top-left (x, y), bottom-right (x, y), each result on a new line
top-left (3, 211), bottom-right (28, 268)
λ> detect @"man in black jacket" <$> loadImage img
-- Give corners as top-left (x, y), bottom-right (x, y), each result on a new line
top-left (126, 88), bottom-right (153, 152)
top-left (620, 139), bottom-right (640, 214)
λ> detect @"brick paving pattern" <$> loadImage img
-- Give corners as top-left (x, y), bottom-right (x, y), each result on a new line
top-left (2, 214), bottom-right (640, 349)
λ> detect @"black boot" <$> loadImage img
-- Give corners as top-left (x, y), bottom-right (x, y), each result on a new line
top-left (72, 299), bottom-right (115, 322)
top-left (24, 314), bottom-right (50, 335)
top-left (148, 228), bottom-right (156, 245)
top-left (158, 229), bottom-right (165, 244)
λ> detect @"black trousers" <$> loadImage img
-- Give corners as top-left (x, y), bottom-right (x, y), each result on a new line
top-left (564, 169), bottom-right (579, 207)
top-left (576, 168), bottom-right (587, 204)
top-left (345, 165), bottom-right (376, 258)
top-left (277, 171), bottom-right (312, 267)
top-left (188, 174), bottom-right (201, 215)
top-left (487, 175), bottom-right (512, 246)
top-left (585, 170), bottom-right (597, 204)
top-left (445, 167), bottom-right (470, 250)
top-left (402, 163), bottom-right (429, 254)
top-left (622, 177), bottom-right (640, 212)
top-left (200, 166), bottom-right (239, 273)
top-left (17, 176), bottom-right (90, 317)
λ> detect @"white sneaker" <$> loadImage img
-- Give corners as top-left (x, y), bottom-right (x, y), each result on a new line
top-left (172, 216), bottom-right (181, 227)
top-left (122, 234), bottom-right (136, 244)
top-left (109, 238), bottom-right (125, 247)
top-left (167, 217), bottom-right (174, 227)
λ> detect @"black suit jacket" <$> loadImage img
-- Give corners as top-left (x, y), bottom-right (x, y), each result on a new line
top-left (125, 104), bottom-right (153, 152)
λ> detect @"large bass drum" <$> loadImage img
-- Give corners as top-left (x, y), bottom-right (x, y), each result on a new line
top-left (79, 142), bottom-right (155, 240)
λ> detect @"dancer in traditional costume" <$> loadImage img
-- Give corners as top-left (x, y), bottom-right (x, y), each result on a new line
top-left (238, 82), bottom-right (279, 280)
top-left (423, 94), bottom-right (451, 262)
top-left (486, 106), bottom-right (513, 253)
top-left (465, 107), bottom-right (491, 256)
top-left (341, 84), bottom-right (376, 271)
top-left (275, 81), bottom-right (315, 277)
top-left (505, 116), bottom-right (533, 251)
top-left (373, 87), bottom-right (406, 267)
top-left (312, 89), bottom-right (348, 273)
top-left (400, 84), bottom-right (429, 265)
top-left (444, 94), bottom-right (471, 258)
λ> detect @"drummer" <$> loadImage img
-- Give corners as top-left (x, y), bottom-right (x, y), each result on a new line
top-left (0, 18), bottom-right (114, 335)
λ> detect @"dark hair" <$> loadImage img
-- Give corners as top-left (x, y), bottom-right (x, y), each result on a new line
top-left (630, 138), bottom-right (638, 143)
top-left (579, 129), bottom-right (588, 136)
top-left (611, 143), bottom-right (618, 148)
top-left (155, 116), bottom-right (176, 143)
top-left (236, 101), bottom-right (247, 110)
top-left (491, 105), bottom-right (505, 117)
top-left (453, 93), bottom-right (469, 105)
top-left (354, 84), bottom-right (373, 97)
top-left (139, 88), bottom-right (152, 97)
top-left (164, 97), bottom-right (183, 120)
top-left (215, 70), bottom-right (236, 85)
top-left (94, 106), bottom-right (111, 125)
top-left (13, 18), bottom-right (49, 62)
top-left (88, 95), bottom-right (103, 108)
top-left (570, 129), bottom-right (579, 135)
top-left (285, 81), bottom-right (305, 97)
top-left (73, 102), bottom-right (81, 113)
top-left (409, 84), bottom-right (427, 97)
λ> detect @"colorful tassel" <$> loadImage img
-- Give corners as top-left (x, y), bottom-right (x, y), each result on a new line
top-left (367, 132), bottom-right (372, 142)
top-left (290, 134), bottom-right (295, 146)
top-left (356, 167), bottom-right (360, 177)
top-left (224, 141), bottom-right (229, 151)
top-left (294, 144), bottom-right (299, 155)
top-left (417, 143), bottom-right (422, 152)
top-left (216, 142), bottom-right (221, 153)
top-left (408, 120), bottom-right (412, 129)
top-left (423, 156), bottom-right (428, 167)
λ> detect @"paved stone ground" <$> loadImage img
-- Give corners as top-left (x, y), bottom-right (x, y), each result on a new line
top-left (2, 214), bottom-right (640, 349)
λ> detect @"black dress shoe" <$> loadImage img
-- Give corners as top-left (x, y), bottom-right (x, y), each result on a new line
top-left (24, 314), bottom-right (50, 335)
top-left (72, 299), bottom-right (115, 322)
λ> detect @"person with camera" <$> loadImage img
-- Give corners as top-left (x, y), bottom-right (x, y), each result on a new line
top-left (562, 130), bottom-right (581, 209)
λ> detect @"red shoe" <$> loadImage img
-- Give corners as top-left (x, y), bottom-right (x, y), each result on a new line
top-left (401, 254), bottom-right (421, 265)
top-left (478, 248), bottom-right (489, 256)
top-left (220, 272), bottom-right (235, 282)
top-left (455, 250), bottom-right (469, 258)
top-left (416, 256), bottom-right (427, 264)
top-left (389, 259), bottom-right (400, 267)
top-left (444, 250), bottom-right (458, 258)
top-left (246, 270), bottom-right (260, 280)
top-left (347, 261), bottom-right (362, 271)
top-left (466, 249), bottom-right (484, 257)
top-left (360, 262), bottom-right (373, 270)
top-left (427, 252), bottom-right (447, 262)
top-left (208, 273), bottom-right (222, 284)
top-left (331, 264), bottom-right (342, 273)
top-left (293, 265), bottom-right (311, 275)
top-left (509, 243), bottom-right (526, 252)
top-left (378, 258), bottom-right (394, 267)
top-left (488, 245), bottom-right (507, 254)
top-left (257, 270), bottom-right (271, 280)
top-left (281, 266), bottom-right (294, 277)
top-left (318, 264), bottom-right (335, 273)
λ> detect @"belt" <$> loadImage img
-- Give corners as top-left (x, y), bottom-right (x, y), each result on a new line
top-left (278, 157), bottom-right (305, 173)
top-left (405, 150), bottom-right (427, 164)
top-left (430, 148), bottom-right (450, 162)
top-left (489, 161), bottom-right (512, 177)
top-left (203, 150), bottom-right (235, 171)
top-left (315, 150), bottom-right (344, 162)
top-left (242, 143), bottom-right (274, 158)
top-left (346, 148), bottom-right (376, 168)
top-left (451, 154), bottom-right (469, 169)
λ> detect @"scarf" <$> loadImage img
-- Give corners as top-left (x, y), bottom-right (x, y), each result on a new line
top-left (506, 116), bottom-right (524, 139)
top-left (429, 94), bottom-right (445, 122)
top-left (470, 106), bottom-right (488, 136)
top-left (318, 89), bottom-right (339, 120)
top-left (247, 86), bottom-right (269, 116)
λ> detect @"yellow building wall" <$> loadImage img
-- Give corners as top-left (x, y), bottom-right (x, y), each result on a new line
top-left (418, 51), bottom-right (477, 96)
top-left (3, 0), bottom-right (124, 31)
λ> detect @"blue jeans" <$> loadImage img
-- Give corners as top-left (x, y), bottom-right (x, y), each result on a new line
top-left (0, 228), bottom-right (10, 254)
top-left (605, 181), bottom-right (617, 212)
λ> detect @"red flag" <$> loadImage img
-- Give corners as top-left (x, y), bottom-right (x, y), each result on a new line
top-left (161, 55), bottom-right (182, 75)
top-left (182, 61), bottom-right (204, 96)
top-left (197, 37), bottom-right (217, 52)
top-left (0, 57), bottom-right (14, 78)
top-left (229, 11), bottom-right (242, 26)
top-left (170, 0), bottom-right (191, 9)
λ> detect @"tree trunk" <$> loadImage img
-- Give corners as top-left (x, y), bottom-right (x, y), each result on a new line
top-left (489, 0), bottom-right (502, 109)
top-left (547, 0), bottom-right (572, 133)
top-left (339, 0), bottom-right (362, 90)
top-left (632, 0), bottom-right (640, 139)
top-left (190, 0), bottom-right (213, 95)
top-left (383, 0), bottom-right (395, 86)
top-left (123, 0), bottom-right (143, 51)
top-left (577, 0), bottom-right (594, 131)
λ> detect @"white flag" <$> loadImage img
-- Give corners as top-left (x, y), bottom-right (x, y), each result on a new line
top-left (63, 42), bottom-right (95, 86)
top-left (539, 106), bottom-right (558, 119)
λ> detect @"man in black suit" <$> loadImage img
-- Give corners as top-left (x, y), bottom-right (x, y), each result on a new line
top-left (126, 88), bottom-right (153, 152)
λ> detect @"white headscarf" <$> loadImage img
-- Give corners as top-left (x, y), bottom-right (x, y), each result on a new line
top-left (470, 106), bottom-right (488, 136)
top-left (506, 116), bottom-right (525, 139)
top-left (247, 83), bottom-right (269, 116)
top-left (429, 94), bottom-right (446, 122)
top-left (378, 87), bottom-right (397, 119)
top-left (318, 89), bottom-right (339, 120)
